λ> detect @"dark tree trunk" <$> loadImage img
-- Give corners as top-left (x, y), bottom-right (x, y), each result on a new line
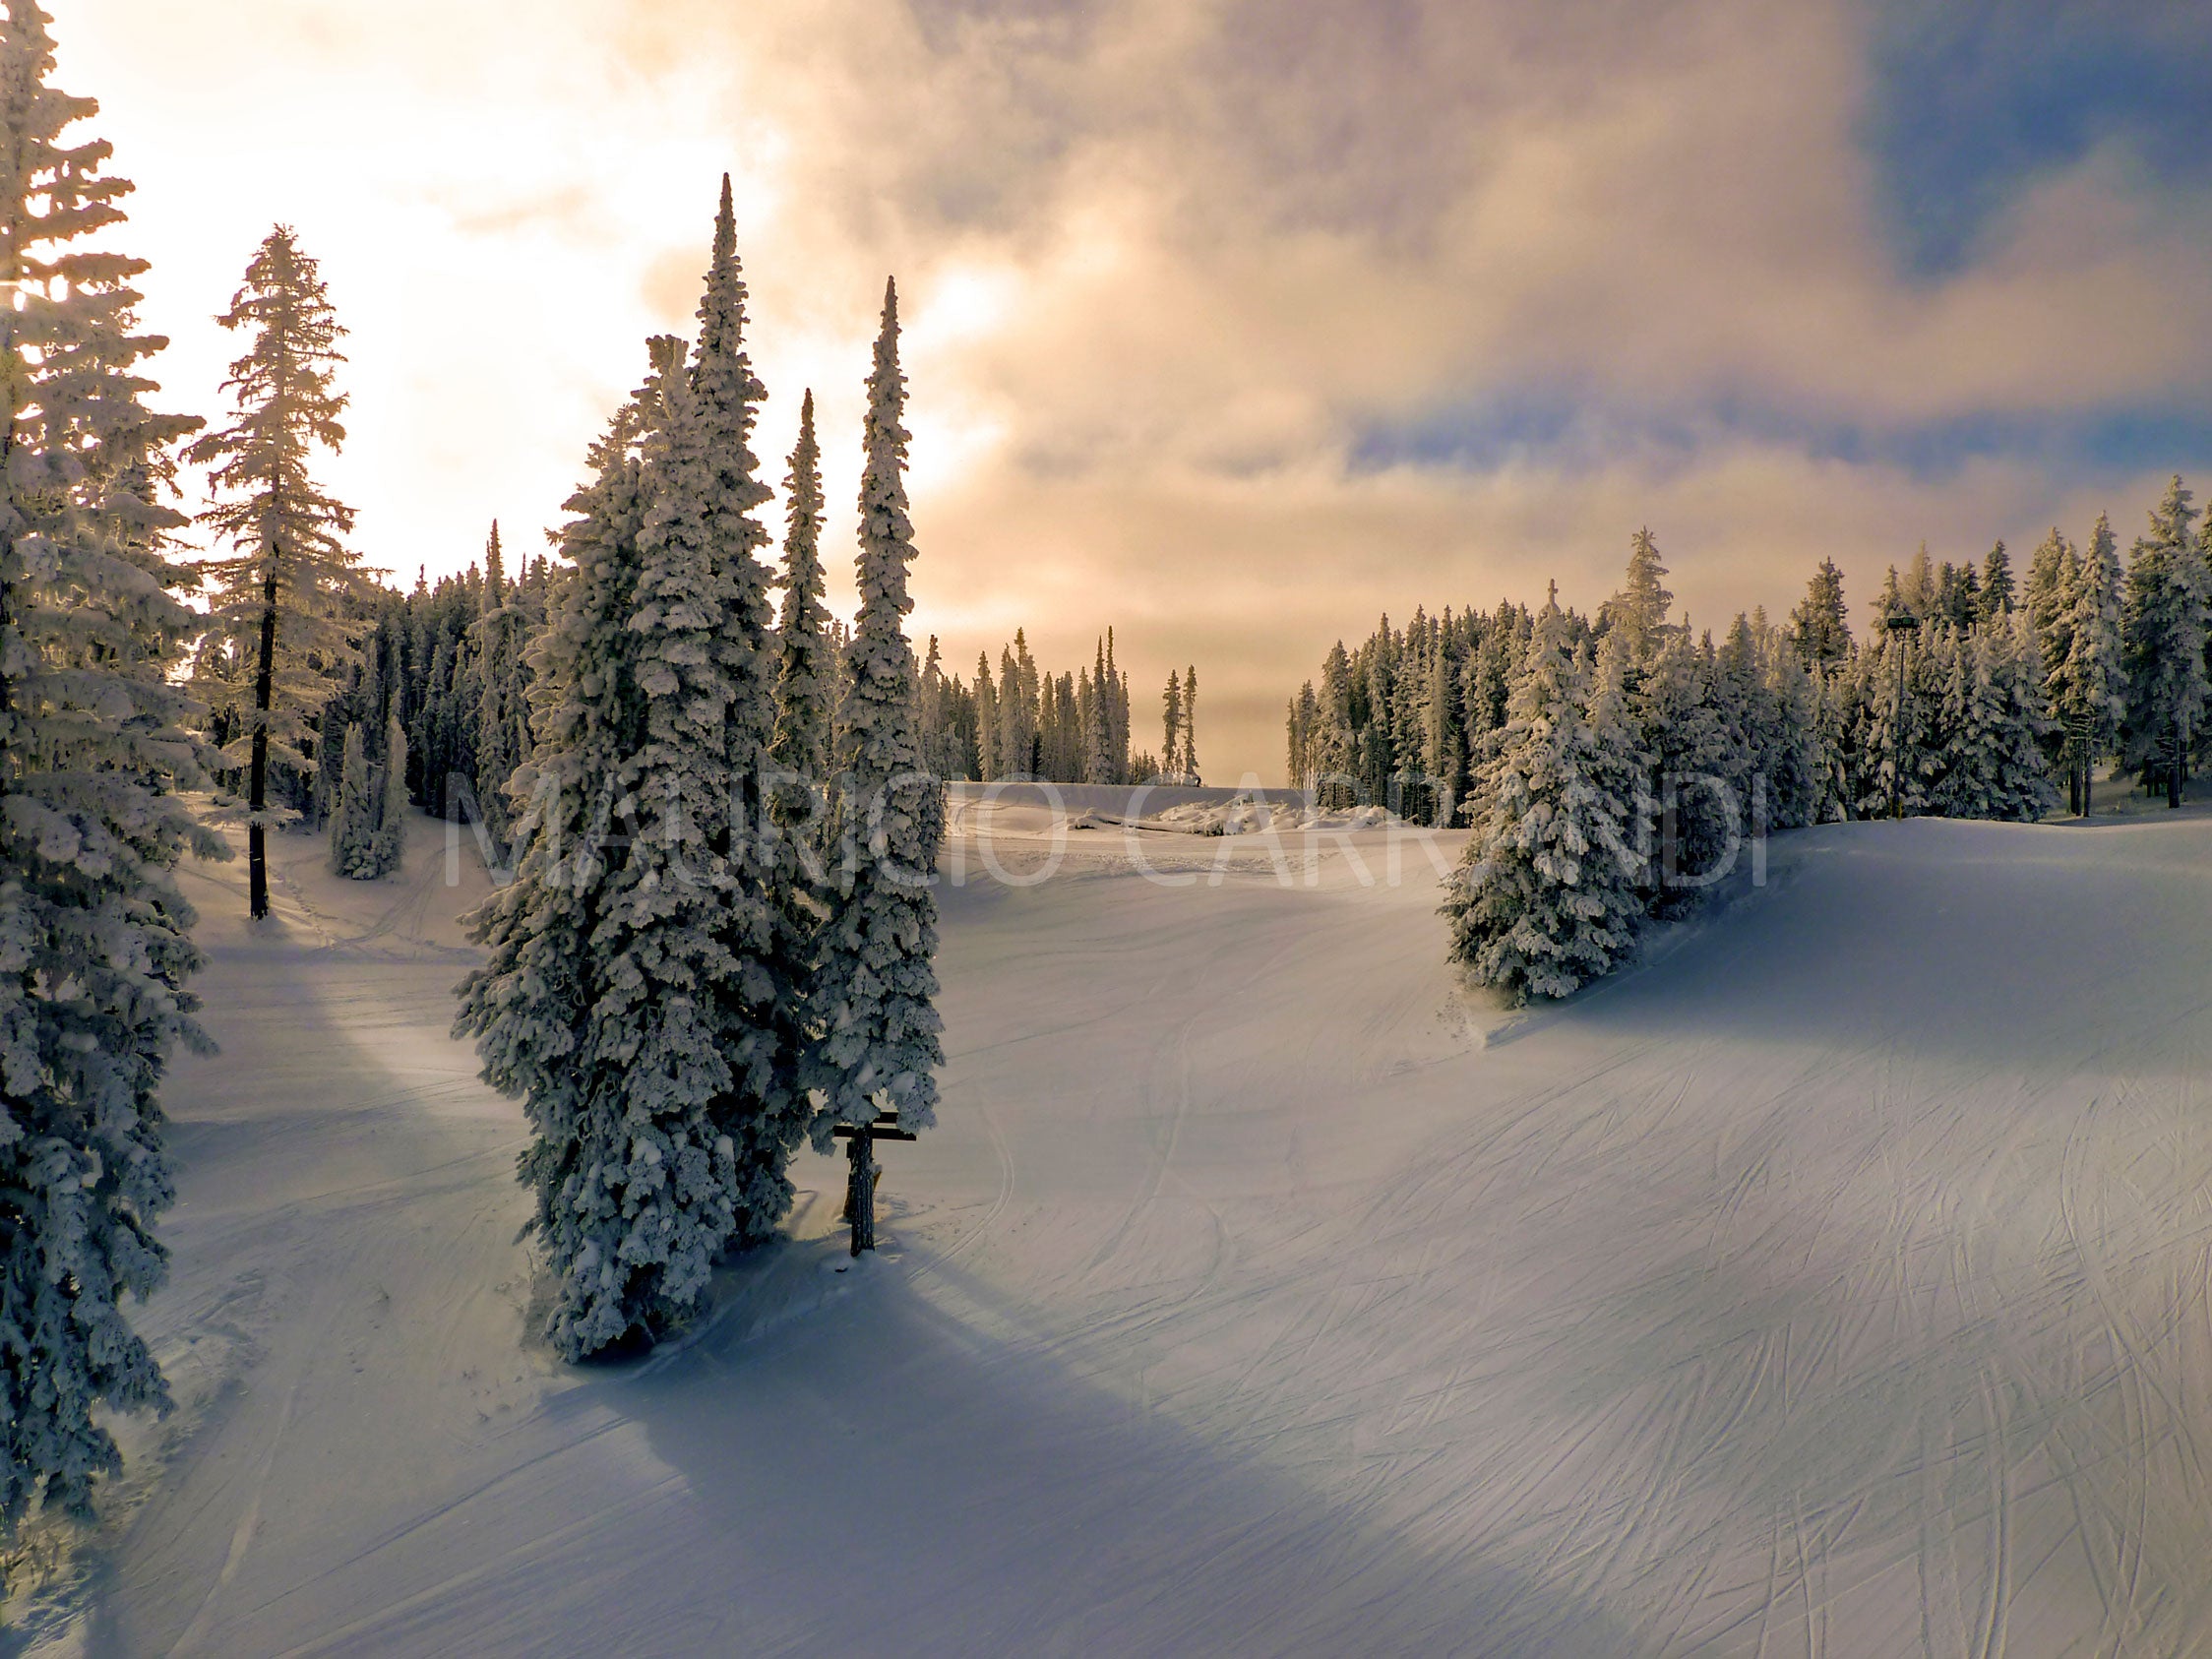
top-left (249, 560), bottom-right (278, 919)
top-left (845, 1130), bottom-right (877, 1256)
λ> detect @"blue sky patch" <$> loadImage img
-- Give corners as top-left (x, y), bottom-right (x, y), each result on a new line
top-left (1858, 0), bottom-right (2212, 277)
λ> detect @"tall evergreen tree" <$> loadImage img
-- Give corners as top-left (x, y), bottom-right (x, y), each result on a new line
top-left (471, 522), bottom-right (525, 853)
top-left (187, 226), bottom-right (365, 918)
top-left (459, 344), bottom-right (737, 1359)
top-left (1162, 670), bottom-right (1183, 778)
top-left (1443, 594), bottom-right (1642, 1003)
top-left (1979, 540), bottom-right (2015, 621)
top-left (1085, 638), bottom-right (1113, 783)
top-left (2055, 513), bottom-right (2123, 814)
top-left (1601, 525), bottom-right (1674, 659)
top-left (2121, 475), bottom-right (2208, 807)
top-left (1182, 662), bottom-right (1198, 781)
top-left (0, 0), bottom-right (223, 1564)
top-left (769, 389), bottom-right (831, 808)
top-left (2023, 527), bottom-right (2075, 678)
top-left (371, 713), bottom-right (408, 875)
top-left (673, 177), bottom-right (807, 1245)
top-left (1787, 559), bottom-right (1858, 676)
top-left (1634, 625), bottom-right (1738, 910)
top-left (805, 278), bottom-right (944, 1146)
top-left (327, 720), bottom-right (379, 876)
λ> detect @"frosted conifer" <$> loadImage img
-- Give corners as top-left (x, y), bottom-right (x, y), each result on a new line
top-left (769, 390), bottom-right (831, 804)
top-left (1444, 593), bottom-right (1642, 1003)
top-left (1085, 639), bottom-right (1113, 783)
top-left (1182, 662), bottom-right (1198, 781)
top-left (458, 335), bottom-right (752, 1359)
top-left (805, 279), bottom-right (945, 1146)
top-left (2121, 476), bottom-right (2208, 806)
top-left (187, 227), bottom-right (366, 917)
top-left (327, 721), bottom-right (380, 876)
top-left (472, 523), bottom-right (526, 854)
top-left (370, 715), bottom-right (408, 875)
top-left (2055, 513), bottom-right (2124, 811)
top-left (1, 0), bottom-right (224, 1560)
top-left (684, 178), bottom-right (810, 1241)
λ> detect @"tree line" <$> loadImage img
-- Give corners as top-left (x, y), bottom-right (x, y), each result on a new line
top-left (1288, 489), bottom-right (2206, 1003)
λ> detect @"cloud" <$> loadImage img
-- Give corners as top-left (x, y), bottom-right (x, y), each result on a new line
top-left (46, 0), bottom-right (2212, 777)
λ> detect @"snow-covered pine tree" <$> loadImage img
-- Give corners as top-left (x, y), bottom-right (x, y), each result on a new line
top-left (2023, 527), bottom-right (2076, 688)
top-left (1979, 541), bottom-right (2015, 621)
top-left (1182, 661), bottom-right (1198, 782)
top-left (973, 650), bottom-right (1000, 782)
top-left (458, 336), bottom-right (748, 1360)
top-left (471, 522), bottom-right (526, 855)
top-left (2055, 512), bottom-right (2123, 814)
top-left (805, 278), bottom-right (944, 1150)
top-left (1600, 525), bottom-right (1674, 660)
top-left (2121, 476), bottom-right (2208, 807)
top-left (1162, 670), bottom-right (1182, 779)
top-left (1900, 544), bottom-right (1938, 620)
top-left (1443, 592), bottom-right (1642, 1003)
top-left (0, 0), bottom-right (226, 1563)
top-left (1633, 624), bottom-right (1737, 913)
top-left (671, 177), bottom-right (807, 1245)
top-left (1929, 628), bottom-right (1992, 819)
top-left (1854, 621), bottom-right (1932, 819)
top-left (1426, 634), bottom-right (1468, 824)
top-left (1788, 558), bottom-right (1852, 670)
top-left (327, 720), bottom-right (380, 876)
top-left (188, 226), bottom-right (367, 917)
top-left (1980, 617), bottom-right (2059, 822)
top-left (1085, 638), bottom-right (1113, 783)
top-left (769, 388), bottom-right (831, 828)
top-left (1106, 628), bottom-right (1131, 781)
top-left (371, 714), bottom-right (408, 875)
top-left (1755, 625), bottom-right (1823, 830)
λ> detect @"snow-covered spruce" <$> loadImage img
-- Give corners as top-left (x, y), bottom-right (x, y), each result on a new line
top-left (769, 389), bottom-right (832, 801)
top-left (455, 190), bottom-right (806, 1357)
top-left (470, 522), bottom-right (528, 855)
top-left (327, 721), bottom-right (378, 876)
top-left (2120, 475), bottom-right (2208, 807)
top-left (685, 177), bottom-right (812, 1247)
top-left (0, 0), bottom-right (226, 1568)
top-left (1443, 593), bottom-right (1644, 1004)
top-left (2053, 514), bottom-right (2124, 812)
top-left (455, 344), bottom-right (744, 1361)
top-left (803, 278), bottom-right (946, 1146)
top-left (371, 715), bottom-right (409, 876)
top-left (187, 225), bottom-right (367, 919)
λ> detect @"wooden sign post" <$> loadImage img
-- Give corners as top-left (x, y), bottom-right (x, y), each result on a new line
top-left (830, 1111), bottom-right (916, 1257)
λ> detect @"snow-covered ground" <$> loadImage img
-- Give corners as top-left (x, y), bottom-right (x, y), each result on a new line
top-left (13, 792), bottom-right (2212, 1656)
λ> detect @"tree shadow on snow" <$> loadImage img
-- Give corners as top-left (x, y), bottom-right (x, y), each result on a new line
top-left (374, 1238), bottom-right (1642, 1658)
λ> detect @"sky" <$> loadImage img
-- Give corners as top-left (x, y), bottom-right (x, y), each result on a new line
top-left (47, 0), bottom-right (2212, 782)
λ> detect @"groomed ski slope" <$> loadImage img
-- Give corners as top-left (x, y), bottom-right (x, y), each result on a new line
top-left (26, 794), bottom-right (2212, 1656)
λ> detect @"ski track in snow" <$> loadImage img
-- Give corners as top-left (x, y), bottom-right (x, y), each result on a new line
top-left (12, 797), bottom-right (2212, 1657)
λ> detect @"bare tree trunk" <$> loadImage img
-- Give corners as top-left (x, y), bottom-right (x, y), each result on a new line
top-left (845, 1130), bottom-right (878, 1256)
top-left (249, 558), bottom-right (277, 918)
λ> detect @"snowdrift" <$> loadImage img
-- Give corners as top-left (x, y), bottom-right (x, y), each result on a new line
top-left (16, 801), bottom-right (2212, 1656)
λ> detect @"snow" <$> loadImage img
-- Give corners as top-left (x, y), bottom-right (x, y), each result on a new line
top-left (14, 791), bottom-right (2212, 1655)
